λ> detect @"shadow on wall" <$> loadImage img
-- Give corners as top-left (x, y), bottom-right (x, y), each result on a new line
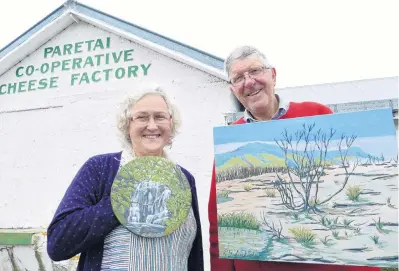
top-left (0, 232), bottom-right (78, 271)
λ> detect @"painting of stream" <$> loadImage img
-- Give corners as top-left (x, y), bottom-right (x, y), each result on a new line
top-left (213, 108), bottom-right (398, 268)
top-left (110, 156), bottom-right (192, 237)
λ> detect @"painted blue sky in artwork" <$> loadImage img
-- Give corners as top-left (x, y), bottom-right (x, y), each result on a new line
top-left (214, 135), bottom-right (398, 162)
top-left (213, 108), bottom-right (396, 145)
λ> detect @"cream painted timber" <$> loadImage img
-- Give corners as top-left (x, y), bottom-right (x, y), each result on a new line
top-left (0, 230), bottom-right (79, 271)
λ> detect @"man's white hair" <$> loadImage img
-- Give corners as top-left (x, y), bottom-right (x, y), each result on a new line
top-left (224, 45), bottom-right (273, 78)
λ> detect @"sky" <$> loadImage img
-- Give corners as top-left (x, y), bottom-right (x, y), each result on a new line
top-left (213, 108), bottom-right (397, 144)
top-left (0, 0), bottom-right (398, 88)
top-left (214, 136), bottom-right (398, 161)
top-left (213, 109), bottom-right (398, 159)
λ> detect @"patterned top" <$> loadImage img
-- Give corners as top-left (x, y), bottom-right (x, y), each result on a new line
top-left (101, 208), bottom-right (197, 271)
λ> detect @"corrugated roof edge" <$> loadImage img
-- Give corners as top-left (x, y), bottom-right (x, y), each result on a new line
top-left (74, 3), bottom-right (225, 70)
top-left (0, 0), bottom-right (225, 70)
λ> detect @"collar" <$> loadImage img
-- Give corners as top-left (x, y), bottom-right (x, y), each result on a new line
top-left (118, 149), bottom-right (171, 168)
top-left (243, 94), bottom-right (290, 123)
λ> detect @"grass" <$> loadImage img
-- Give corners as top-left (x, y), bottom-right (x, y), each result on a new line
top-left (218, 226), bottom-right (273, 261)
top-left (320, 235), bottom-right (334, 246)
top-left (319, 215), bottom-right (340, 229)
top-left (221, 248), bottom-right (263, 260)
top-left (353, 227), bottom-right (361, 234)
top-left (216, 165), bottom-right (287, 182)
top-left (288, 226), bottom-right (317, 247)
top-left (243, 184), bottom-right (253, 191)
top-left (343, 218), bottom-right (354, 228)
top-left (217, 189), bottom-right (232, 204)
top-left (304, 212), bottom-right (312, 220)
top-left (264, 188), bottom-right (277, 197)
top-left (370, 235), bottom-right (380, 244)
top-left (217, 189), bottom-right (230, 198)
top-left (345, 184), bottom-right (362, 201)
top-left (373, 217), bottom-right (389, 234)
top-left (308, 198), bottom-right (320, 208)
top-left (218, 212), bottom-right (260, 230)
top-left (332, 230), bottom-right (339, 239)
top-left (292, 213), bottom-right (300, 220)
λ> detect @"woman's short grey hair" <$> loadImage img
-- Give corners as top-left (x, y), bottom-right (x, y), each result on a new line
top-left (116, 84), bottom-right (181, 153)
top-left (224, 45), bottom-right (273, 78)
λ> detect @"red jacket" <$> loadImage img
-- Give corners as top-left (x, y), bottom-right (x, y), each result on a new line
top-left (208, 101), bottom-right (379, 271)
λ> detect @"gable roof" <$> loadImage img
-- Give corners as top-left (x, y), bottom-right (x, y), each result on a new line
top-left (0, 0), bottom-right (396, 102)
top-left (0, 0), bottom-right (226, 80)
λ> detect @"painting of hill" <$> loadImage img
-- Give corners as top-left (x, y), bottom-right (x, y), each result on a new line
top-left (213, 108), bottom-right (398, 268)
top-left (216, 141), bottom-right (372, 169)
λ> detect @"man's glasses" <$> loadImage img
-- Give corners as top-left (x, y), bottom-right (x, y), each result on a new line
top-left (230, 66), bottom-right (269, 87)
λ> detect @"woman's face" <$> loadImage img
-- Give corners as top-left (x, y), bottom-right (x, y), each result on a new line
top-left (128, 94), bottom-right (173, 157)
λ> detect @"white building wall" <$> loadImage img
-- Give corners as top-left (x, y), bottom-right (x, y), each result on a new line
top-left (0, 22), bottom-right (236, 270)
top-left (276, 77), bottom-right (399, 136)
top-left (275, 76), bottom-right (398, 104)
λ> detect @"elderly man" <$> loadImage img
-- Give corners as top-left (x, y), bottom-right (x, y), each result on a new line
top-left (208, 45), bottom-right (379, 271)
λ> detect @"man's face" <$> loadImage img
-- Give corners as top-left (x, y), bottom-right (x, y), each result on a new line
top-left (229, 56), bottom-right (276, 113)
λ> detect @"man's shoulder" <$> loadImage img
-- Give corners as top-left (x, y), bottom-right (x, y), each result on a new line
top-left (288, 101), bottom-right (333, 116)
top-left (231, 101), bottom-right (333, 124)
top-left (231, 117), bottom-right (247, 125)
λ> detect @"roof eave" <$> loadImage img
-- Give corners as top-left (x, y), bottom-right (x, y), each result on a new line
top-left (0, 1), bottom-right (228, 81)
top-left (70, 9), bottom-right (227, 81)
top-left (0, 10), bottom-right (74, 77)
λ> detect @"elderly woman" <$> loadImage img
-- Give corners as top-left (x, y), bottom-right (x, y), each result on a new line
top-left (47, 85), bottom-right (203, 271)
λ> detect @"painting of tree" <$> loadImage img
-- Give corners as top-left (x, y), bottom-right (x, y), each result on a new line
top-left (213, 108), bottom-right (398, 268)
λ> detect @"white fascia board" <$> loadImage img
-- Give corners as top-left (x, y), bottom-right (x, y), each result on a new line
top-left (70, 11), bottom-right (228, 82)
top-left (0, 12), bottom-right (75, 77)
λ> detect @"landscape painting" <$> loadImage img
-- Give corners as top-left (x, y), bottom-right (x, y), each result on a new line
top-left (111, 156), bottom-right (192, 237)
top-left (213, 108), bottom-right (398, 268)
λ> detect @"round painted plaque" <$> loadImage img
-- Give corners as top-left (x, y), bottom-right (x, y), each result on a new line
top-left (110, 156), bottom-right (192, 237)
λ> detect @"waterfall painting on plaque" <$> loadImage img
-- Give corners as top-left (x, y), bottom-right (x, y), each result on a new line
top-left (111, 156), bottom-right (192, 237)
top-left (213, 108), bottom-right (398, 268)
